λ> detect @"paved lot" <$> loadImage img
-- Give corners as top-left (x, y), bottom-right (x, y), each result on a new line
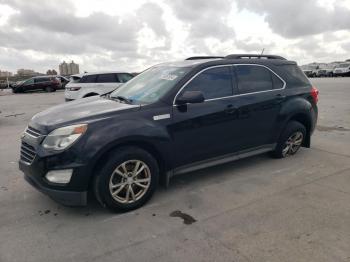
top-left (0, 78), bottom-right (349, 262)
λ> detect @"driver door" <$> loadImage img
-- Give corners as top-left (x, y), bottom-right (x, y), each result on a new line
top-left (169, 66), bottom-right (237, 167)
top-left (23, 78), bottom-right (35, 91)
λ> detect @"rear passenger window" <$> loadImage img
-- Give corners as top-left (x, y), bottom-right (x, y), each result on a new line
top-left (118, 73), bottom-right (133, 83)
top-left (183, 67), bottom-right (233, 100)
top-left (34, 78), bottom-right (48, 83)
top-left (96, 74), bottom-right (117, 83)
top-left (80, 75), bottom-right (97, 83)
top-left (235, 65), bottom-right (273, 94)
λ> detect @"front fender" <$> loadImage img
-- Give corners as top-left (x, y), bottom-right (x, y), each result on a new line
top-left (80, 117), bottom-right (173, 180)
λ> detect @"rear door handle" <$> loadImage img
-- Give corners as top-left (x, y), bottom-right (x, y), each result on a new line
top-left (275, 94), bottom-right (286, 103)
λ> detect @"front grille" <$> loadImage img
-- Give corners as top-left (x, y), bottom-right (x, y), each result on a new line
top-left (25, 126), bottom-right (42, 138)
top-left (20, 142), bottom-right (36, 164)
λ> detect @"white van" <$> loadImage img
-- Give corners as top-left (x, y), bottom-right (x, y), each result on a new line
top-left (65, 71), bottom-right (134, 101)
top-left (333, 63), bottom-right (350, 77)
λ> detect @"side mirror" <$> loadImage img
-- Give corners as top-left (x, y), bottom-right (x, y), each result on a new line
top-left (176, 91), bottom-right (205, 105)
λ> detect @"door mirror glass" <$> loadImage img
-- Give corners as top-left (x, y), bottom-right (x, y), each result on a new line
top-left (176, 91), bottom-right (205, 105)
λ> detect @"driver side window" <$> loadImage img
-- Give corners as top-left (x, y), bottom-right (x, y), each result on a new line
top-left (181, 67), bottom-right (233, 100)
top-left (25, 79), bottom-right (34, 85)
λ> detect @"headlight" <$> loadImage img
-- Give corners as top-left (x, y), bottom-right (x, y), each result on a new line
top-left (42, 124), bottom-right (87, 151)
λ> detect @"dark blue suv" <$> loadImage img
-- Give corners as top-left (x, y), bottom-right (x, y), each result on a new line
top-left (19, 54), bottom-right (319, 212)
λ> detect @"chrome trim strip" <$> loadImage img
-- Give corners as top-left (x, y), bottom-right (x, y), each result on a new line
top-left (21, 144), bottom-right (36, 154)
top-left (26, 127), bottom-right (41, 136)
top-left (173, 64), bottom-right (286, 105)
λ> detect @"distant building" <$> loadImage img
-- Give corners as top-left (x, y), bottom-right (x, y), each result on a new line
top-left (16, 69), bottom-right (39, 77)
top-left (0, 70), bottom-right (13, 77)
top-left (59, 61), bottom-right (79, 76)
top-left (46, 69), bottom-right (58, 75)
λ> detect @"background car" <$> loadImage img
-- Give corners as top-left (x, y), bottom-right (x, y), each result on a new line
top-left (11, 76), bottom-right (60, 93)
top-left (316, 68), bottom-right (334, 77)
top-left (302, 69), bottom-right (316, 78)
top-left (56, 75), bottom-right (70, 88)
top-left (333, 63), bottom-right (350, 77)
top-left (64, 71), bottom-right (134, 101)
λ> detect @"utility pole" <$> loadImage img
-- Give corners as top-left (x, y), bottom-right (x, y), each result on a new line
top-left (261, 48), bottom-right (265, 55)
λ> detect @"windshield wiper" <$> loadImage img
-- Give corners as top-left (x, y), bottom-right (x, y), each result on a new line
top-left (111, 95), bottom-right (133, 104)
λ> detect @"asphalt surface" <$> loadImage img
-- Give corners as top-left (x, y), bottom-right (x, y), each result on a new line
top-left (0, 78), bottom-right (349, 262)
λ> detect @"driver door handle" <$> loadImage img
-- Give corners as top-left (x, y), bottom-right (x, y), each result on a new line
top-left (225, 104), bottom-right (238, 115)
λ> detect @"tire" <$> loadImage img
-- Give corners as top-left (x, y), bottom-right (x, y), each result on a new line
top-left (45, 86), bottom-right (55, 92)
top-left (271, 121), bottom-right (306, 158)
top-left (93, 146), bottom-right (159, 212)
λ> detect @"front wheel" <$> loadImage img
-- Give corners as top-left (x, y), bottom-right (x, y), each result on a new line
top-left (93, 146), bottom-right (159, 212)
top-left (271, 121), bottom-right (306, 158)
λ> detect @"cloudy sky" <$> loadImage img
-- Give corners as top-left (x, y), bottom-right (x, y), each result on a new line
top-left (0, 0), bottom-right (350, 73)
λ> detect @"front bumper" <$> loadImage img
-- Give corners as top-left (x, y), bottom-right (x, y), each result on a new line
top-left (23, 173), bottom-right (87, 206)
top-left (19, 133), bottom-right (90, 206)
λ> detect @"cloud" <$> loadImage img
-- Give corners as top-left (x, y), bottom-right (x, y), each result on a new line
top-left (235, 0), bottom-right (350, 38)
top-left (137, 2), bottom-right (168, 37)
top-left (0, 0), bottom-right (349, 73)
top-left (167, 0), bottom-right (235, 41)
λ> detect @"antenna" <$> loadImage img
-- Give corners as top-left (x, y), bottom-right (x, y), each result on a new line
top-left (261, 48), bottom-right (265, 55)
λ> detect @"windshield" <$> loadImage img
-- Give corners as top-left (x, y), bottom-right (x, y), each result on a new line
top-left (110, 66), bottom-right (190, 104)
top-left (338, 63), bottom-right (350, 68)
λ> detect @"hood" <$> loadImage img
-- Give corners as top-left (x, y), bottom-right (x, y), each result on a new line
top-left (30, 96), bottom-right (140, 131)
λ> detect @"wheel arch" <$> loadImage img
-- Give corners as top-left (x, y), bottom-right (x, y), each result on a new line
top-left (87, 139), bottom-right (169, 191)
top-left (287, 112), bottom-right (312, 147)
top-left (83, 92), bottom-right (99, 98)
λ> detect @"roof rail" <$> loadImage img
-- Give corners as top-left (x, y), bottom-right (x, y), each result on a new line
top-left (225, 54), bottom-right (287, 60)
top-left (185, 56), bottom-right (224, 60)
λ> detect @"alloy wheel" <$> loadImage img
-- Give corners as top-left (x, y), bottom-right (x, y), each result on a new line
top-left (282, 131), bottom-right (304, 157)
top-left (109, 160), bottom-right (151, 204)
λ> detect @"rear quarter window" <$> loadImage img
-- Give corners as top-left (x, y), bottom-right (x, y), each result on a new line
top-left (278, 65), bottom-right (311, 87)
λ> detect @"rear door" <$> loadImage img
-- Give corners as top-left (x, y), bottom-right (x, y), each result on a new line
top-left (230, 64), bottom-right (285, 150)
top-left (79, 74), bottom-right (97, 95)
top-left (34, 77), bottom-right (50, 90)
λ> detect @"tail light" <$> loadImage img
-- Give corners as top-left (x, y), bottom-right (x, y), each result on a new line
top-left (69, 87), bottom-right (81, 91)
top-left (311, 86), bottom-right (319, 104)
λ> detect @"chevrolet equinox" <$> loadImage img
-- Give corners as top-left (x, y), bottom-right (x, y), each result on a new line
top-left (19, 54), bottom-right (319, 212)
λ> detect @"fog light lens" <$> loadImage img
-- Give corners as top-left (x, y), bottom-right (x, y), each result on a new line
top-left (45, 169), bottom-right (73, 184)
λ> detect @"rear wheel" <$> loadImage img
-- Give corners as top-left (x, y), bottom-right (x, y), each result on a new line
top-left (271, 121), bottom-right (306, 158)
top-left (93, 146), bottom-right (159, 212)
